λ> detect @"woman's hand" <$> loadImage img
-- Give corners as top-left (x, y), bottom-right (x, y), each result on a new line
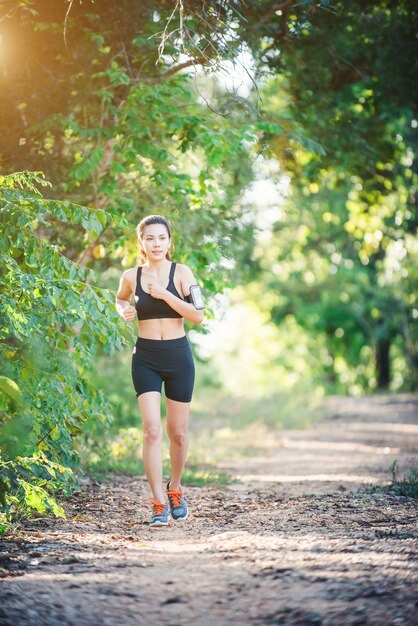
top-left (147, 282), bottom-right (168, 300)
top-left (122, 306), bottom-right (137, 322)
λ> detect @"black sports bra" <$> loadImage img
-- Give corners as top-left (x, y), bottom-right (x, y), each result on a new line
top-left (134, 262), bottom-right (184, 321)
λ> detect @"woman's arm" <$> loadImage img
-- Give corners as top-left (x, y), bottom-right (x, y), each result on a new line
top-left (115, 270), bottom-right (136, 322)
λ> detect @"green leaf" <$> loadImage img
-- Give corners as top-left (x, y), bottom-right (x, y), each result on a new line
top-left (0, 376), bottom-right (22, 406)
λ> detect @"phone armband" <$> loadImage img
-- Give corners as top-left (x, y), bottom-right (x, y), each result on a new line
top-left (186, 284), bottom-right (205, 309)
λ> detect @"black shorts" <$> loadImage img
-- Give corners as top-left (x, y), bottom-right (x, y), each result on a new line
top-left (131, 335), bottom-right (195, 403)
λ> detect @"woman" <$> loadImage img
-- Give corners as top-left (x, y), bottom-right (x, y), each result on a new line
top-left (115, 214), bottom-right (205, 527)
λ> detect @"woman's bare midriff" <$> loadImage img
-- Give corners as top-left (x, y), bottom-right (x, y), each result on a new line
top-left (138, 317), bottom-right (186, 340)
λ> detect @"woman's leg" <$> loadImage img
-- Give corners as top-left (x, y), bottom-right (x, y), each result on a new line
top-left (165, 398), bottom-right (191, 489)
top-left (138, 391), bottom-right (165, 502)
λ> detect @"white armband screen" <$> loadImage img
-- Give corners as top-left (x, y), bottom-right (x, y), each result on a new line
top-left (188, 285), bottom-right (205, 309)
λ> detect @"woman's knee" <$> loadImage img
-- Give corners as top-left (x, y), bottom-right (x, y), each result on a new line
top-left (143, 425), bottom-right (162, 445)
top-left (167, 429), bottom-right (188, 447)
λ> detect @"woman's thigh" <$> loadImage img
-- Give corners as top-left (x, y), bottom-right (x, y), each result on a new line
top-left (166, 396), bottom-right (191, 436)
top-left (137, 391), bottom-right (162, 434)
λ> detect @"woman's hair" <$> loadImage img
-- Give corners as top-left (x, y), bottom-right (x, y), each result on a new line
top-left (136, 214), bottom-right (173, 264)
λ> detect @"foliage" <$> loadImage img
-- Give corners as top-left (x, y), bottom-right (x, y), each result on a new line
top-left (0, 2), bottom-right (260, 297)
top-left (244, 1), bottom-right (418, 391)
top-left (0, 170), bottom-right (130, 534)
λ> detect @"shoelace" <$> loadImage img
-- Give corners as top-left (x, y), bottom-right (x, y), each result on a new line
top-left (148, 499), bottom-right (166, 516)
top-left (167, 488), bottom-right (183, 508)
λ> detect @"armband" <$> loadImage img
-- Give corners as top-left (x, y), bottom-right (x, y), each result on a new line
top-left (186, 284), bottom-right (205, 310)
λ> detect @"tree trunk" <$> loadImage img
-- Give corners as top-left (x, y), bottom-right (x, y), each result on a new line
top-left (376, 337), bottom-right (390, 389)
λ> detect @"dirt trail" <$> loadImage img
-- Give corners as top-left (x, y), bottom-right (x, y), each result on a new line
top-left (1, 394), bottom-right (417, 626)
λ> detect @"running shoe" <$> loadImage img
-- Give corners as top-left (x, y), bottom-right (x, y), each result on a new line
top-left (148, 500), bottom-right (170, 527)
top-left (166, 480), bottom-right (189, 521)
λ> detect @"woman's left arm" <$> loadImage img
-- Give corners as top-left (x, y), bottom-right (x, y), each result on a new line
top-left (157, 265), bottom-right (205, 324)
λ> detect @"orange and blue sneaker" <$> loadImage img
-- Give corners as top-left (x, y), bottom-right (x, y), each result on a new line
top-left (148, 500), bottom-right (170, 527)
top-left (166, 480), bottom-right (189, 521)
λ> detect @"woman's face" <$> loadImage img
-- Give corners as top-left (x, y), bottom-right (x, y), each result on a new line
top-left (139, 223), bottom-right (170, 260)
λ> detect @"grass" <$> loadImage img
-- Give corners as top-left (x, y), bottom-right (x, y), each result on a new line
top-left (75, 425), bottom-right (234, 487)
top-left (385, 461), bottom-right (418, 499)
top-left (79, 460), bottom-right (234, 488)
top-left (74, 385), bottom-right (326, 488)
top-left (363, 459), bottom-right (418, 500)
top-left (191, 385), bottom-right (326, 431)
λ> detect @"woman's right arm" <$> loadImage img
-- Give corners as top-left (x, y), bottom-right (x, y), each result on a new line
top-left (115, 270), bottom-right (137, 322)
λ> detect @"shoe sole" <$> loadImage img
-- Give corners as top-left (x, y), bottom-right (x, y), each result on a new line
top-left (149, 522), bottom-right (169, 527)
top-left (149, 519), bottom-right (170, 527)
top-left (171, 509), bottom-right (189, 521)
top-left (149, 513), bottom-right (171, 528)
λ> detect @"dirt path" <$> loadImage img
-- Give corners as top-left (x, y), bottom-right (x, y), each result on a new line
top-left (1, 394), bottom-right (417, 626)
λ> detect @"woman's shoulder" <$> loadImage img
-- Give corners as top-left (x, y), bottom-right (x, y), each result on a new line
top-left (124, 266), bottom-right (139, 277)
top-left (122, 266), bottom-right (139, 289)
top-left (176, 263), bottom-right (199, 283)
top-left (175, 262), bottom-right (193, 277)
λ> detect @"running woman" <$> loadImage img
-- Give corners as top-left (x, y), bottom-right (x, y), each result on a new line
top-left (115, 214), bottom-right (205, 527)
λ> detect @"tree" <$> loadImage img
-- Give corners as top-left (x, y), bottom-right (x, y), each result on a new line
top-left (0, 1), bottom-right (259, 293)
top-left (243, 0), bottom-right (418, 390)
top-left (0, 170), bottom-right (131, 531)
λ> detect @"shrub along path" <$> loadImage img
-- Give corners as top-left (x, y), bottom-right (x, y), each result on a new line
top-left (1, 395), bottom-right (417, 626)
